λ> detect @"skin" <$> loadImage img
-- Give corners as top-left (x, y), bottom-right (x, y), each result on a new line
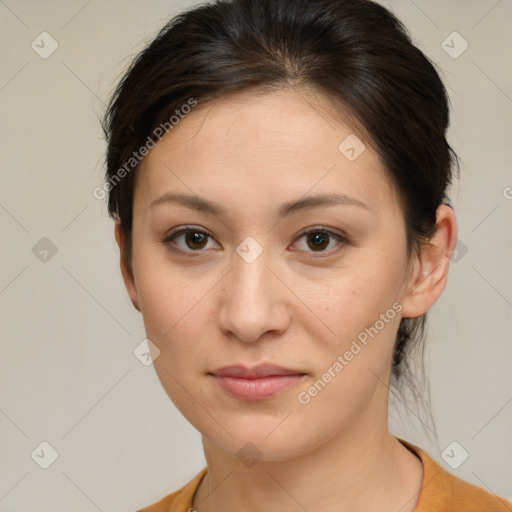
top-left (115, 88), bottom-right (457, 512)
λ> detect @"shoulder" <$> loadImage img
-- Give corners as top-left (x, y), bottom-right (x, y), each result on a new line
top-left (136, 467), bottom-right (208, 512)
top-left (397, 438), bottom-right (512, 512)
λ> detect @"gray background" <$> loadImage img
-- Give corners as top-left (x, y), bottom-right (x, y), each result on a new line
top-left (0, 0), bottom-right (511, 510)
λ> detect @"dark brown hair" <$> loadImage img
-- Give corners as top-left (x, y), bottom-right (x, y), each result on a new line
top-left (101, 0), bottom-right (458, 414)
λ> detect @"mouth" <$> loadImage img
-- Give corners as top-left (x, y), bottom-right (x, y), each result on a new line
top-left (208, 364), bottom-right (308, 400)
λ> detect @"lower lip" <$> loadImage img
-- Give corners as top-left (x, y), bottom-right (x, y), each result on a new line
top-left (211, 374), bottom-right (306, 400)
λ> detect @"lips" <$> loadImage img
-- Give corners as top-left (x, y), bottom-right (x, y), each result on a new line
top-left (210, 364), bottom-right (306, 378)
top-left (209, 364), bottom-right (307, 400)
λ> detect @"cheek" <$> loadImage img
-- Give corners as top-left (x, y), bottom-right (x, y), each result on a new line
top-left (318, 264), bottom-right (401, 333)
top-left (132, 249), bottom-right (201, 349)
top-left (308, 259), bottom-right (404, 385)
top-left (301, 277), bottom-right (401, 415)
top-left (136, 261), bottom-right (212, 413)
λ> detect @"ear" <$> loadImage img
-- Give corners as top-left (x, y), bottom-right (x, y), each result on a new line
top-left (114, 219), bottom-right (141, 312)
top-left (400, 204), bottom-right (458, 319)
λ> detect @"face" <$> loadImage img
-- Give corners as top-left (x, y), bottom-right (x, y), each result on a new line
top-left (120, 88), bottom-right (424, 461)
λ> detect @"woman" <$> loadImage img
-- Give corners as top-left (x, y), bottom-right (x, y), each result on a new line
top-left (101, 0), bottom-right (512, 510)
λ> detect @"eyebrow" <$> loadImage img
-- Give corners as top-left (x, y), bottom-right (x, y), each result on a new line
top-left (149, 192), bottom-right (369, 217)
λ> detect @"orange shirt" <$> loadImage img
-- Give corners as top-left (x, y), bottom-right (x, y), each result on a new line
top-left (137, 437), bottom-right (512, 512)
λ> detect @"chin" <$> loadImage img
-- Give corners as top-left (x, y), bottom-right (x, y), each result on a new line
top-left (200, 414), bottom-right (321, 463)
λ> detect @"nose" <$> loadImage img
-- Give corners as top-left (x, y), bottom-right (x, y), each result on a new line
top-left (218, 246), bottom-right (291, 343)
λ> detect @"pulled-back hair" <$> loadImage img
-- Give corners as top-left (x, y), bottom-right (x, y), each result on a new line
top-left (102, 0), bottom-right (459, 417)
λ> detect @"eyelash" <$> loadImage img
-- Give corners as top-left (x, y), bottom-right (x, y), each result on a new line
top-left (162, 226), bottom-right (349, 257)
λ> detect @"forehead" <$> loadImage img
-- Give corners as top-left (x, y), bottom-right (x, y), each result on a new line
top-left (135, 88), bottom-right (396, 214)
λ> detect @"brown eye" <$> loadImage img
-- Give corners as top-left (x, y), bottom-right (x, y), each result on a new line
top-left (306, 231), bottom-right (330, 251)
top-left (183, 230), bottom-right (208, 250)
top-left (163, 228), bottom-right (219, 252)
top-left (294, 229), bottom-right (348, 254)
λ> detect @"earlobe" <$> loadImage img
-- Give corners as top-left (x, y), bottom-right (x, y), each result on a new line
top-left (400, 204), bottom-right (458, 319)
top-left (114, 219), bottom-right (142, 313)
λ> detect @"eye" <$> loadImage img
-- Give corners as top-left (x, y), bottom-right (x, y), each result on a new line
top-left (162, 226), bottom-right (349, 256)
top-left (163, 227), bottom-right (220, 253)
top-left (292, 228), bottom-right (349, 255)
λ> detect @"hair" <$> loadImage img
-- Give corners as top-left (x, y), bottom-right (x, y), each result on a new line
top-left (101, 0), bottom-right (459, 430)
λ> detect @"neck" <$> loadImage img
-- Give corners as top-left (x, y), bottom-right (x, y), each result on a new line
top-left (193, 406), bottom-right (423, 512)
